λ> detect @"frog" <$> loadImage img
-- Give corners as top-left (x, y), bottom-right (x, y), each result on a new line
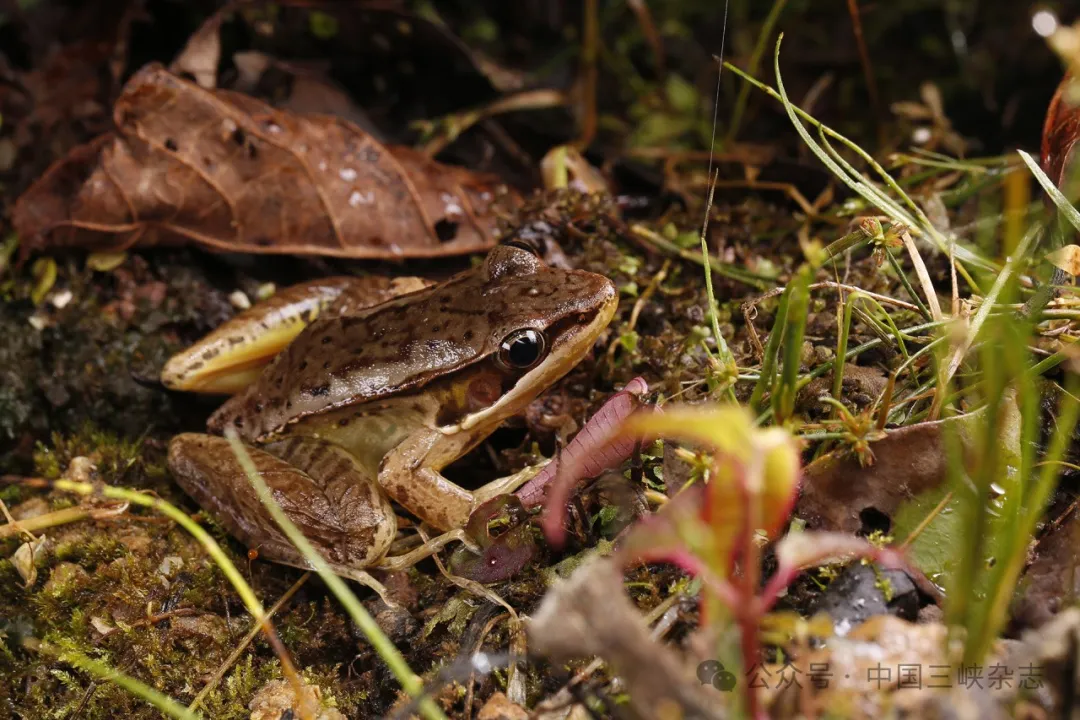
top-left (163, 243), bottom-right (618, 600)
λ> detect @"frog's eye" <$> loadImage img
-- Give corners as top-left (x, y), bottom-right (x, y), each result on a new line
top-left (503, 237), bottom-right (542, 256)
top-left (497, 329), bottom-right (546, 371)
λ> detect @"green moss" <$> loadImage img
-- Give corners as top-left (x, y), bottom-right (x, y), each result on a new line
top-left (34, 423), bottom-right (147, 480)
top-left (31, 562), bottom-right (94, 628)
top-left (32, 442), bottom-right (62, 479)
top-left (0, 484), bottom-right (28, 506)
top-left (201, 655), bottom-right (272, 720)
top-left (53, 534), bottom-right (123, 566)
top-left (423, 594), bottom-right (480, 640)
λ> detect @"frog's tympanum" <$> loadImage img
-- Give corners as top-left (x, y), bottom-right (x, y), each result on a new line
top-left (163, 244), bottom-right (617, 598)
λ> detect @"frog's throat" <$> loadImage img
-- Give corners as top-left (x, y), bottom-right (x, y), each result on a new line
top-left (442, 295), bottom-right (618, 435)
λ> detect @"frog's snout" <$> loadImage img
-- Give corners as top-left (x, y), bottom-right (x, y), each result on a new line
top-left (585, 272), bottom-right (619, 325)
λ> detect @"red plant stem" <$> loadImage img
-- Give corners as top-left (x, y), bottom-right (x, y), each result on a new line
top-left (702, 454), bottom-right (766, 719)
top-left (736, 454), bottom-right (766, 720)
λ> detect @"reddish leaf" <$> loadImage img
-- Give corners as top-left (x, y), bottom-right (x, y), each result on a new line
top-left (516, 376), bottom-right (648, 547)
top-left (13, 64), bottom-right (515, 259)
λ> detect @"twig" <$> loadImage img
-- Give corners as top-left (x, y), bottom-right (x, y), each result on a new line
top-left (576, 0), bottom-right (599, 149)
top-left (743, 281), bottom-right (920, 314)
top-left (0, 505), bottom-right (90, 539)
top-left (846, 0), bottom-right (883, 145)
top-left (629, 223), bottom-right (771, 289)
top-left (725, 0), bottom-right (789, 144)
top-left (626, 0), bottom-right (666, 80)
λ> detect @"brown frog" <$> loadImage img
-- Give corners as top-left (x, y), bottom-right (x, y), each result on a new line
top-left (163, 244), bottom-right (617, 598)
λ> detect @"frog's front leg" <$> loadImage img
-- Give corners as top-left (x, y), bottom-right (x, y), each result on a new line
top-left (162, 275), bottom-right (432, 394)
top-left (378, 428), bottom-right (537, 532)
top-left (168, 433), bottom-right (400, 602)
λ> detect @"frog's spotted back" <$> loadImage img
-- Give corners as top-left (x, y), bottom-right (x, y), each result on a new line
top-left (209, 245), bottom-right (615, 442)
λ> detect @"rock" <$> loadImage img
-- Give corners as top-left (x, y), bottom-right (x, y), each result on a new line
top-left (797, 364), bottom-right (888, 415)
top-left (114, 526), bottom-right (152, 555)
top-left (477, 692), bottom-right (529, 720)
top-left (10, 496), bottom-right (50, 521)
top-left (1009, 607), bottom-right (1080, 715)
top-left (812, 562), bottom-right (920, 633)
top-left (248, 679), bottom-right (345, 720)
top-left (170, 614), bottom-right (228, 641)
top-left (157, 555), bottom-right (184, 577)
top-left (62, 456), bottom-right (95, 483)
top-left (768, 615), bottom-right (1014, 717)
top-left (364, 598), bottom-right (418, 643)
top-left (891, 686), bottom-right (1009, 720)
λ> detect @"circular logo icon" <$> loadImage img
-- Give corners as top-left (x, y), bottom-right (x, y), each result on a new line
top-left (696, 660), bottom-right (736, 692)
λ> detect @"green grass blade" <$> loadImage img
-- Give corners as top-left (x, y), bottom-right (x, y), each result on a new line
top-left (750, 280), bottom-right (793, 413)
top-left (773, 264), bottom-right (812, 422)
top-left (1019, 149), bottom-right (1080, 233)
top-left (759, 40), bottom-right (994, 274)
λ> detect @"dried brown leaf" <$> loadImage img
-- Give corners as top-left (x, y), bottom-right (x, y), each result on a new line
top-left (14, 64), bottom-right (514, 259)
top-left (797, 419), bottom-right (953, 534)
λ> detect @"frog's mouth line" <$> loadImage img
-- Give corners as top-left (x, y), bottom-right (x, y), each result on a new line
top-left (444, 292), bottom-right (618, 435)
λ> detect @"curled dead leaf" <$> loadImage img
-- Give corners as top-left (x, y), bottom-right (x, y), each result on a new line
top-left (1046, 244), bottom-right (1080, 275)
top-left (773, 531), bottom-right (905, 573)
top-left (528, 555), bottom-right (724, 719)
top-left (11, 536), bottom-right (47, 587)
top-left (14, 64), bottom-right (515, 260)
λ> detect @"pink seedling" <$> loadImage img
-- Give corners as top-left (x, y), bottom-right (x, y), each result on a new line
top-left (613, 404), bottom-right (907, 720)
top-left (514, 376), bottom-right (651, 546)
top-left (453, 377), bottom-right (653, 583)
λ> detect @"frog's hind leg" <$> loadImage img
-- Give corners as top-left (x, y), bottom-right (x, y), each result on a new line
top-left (168, 433), bottom-right (400, 605)
top-left (161, 276), bottom-right (431, 394)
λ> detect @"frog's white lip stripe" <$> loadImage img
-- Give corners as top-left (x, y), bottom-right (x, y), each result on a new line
top-left (440, 294), bottom-right (618, 435)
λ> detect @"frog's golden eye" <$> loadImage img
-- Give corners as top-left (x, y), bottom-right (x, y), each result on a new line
top-left (498, 328), bottom-right (546, 371)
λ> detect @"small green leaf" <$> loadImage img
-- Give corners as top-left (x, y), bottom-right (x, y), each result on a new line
top-left (308, 10), bottom-right (340, 39)
top-left (86, 251), bottom-right (128, 272)
top-left (673, 230), bottom-right (700, 249)
top-left (30, 257), bottom-right (56, 306)
top-left (665, 74), bottom-right (699, 114)
top-left (618, 330), bottom-right (639, 354)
